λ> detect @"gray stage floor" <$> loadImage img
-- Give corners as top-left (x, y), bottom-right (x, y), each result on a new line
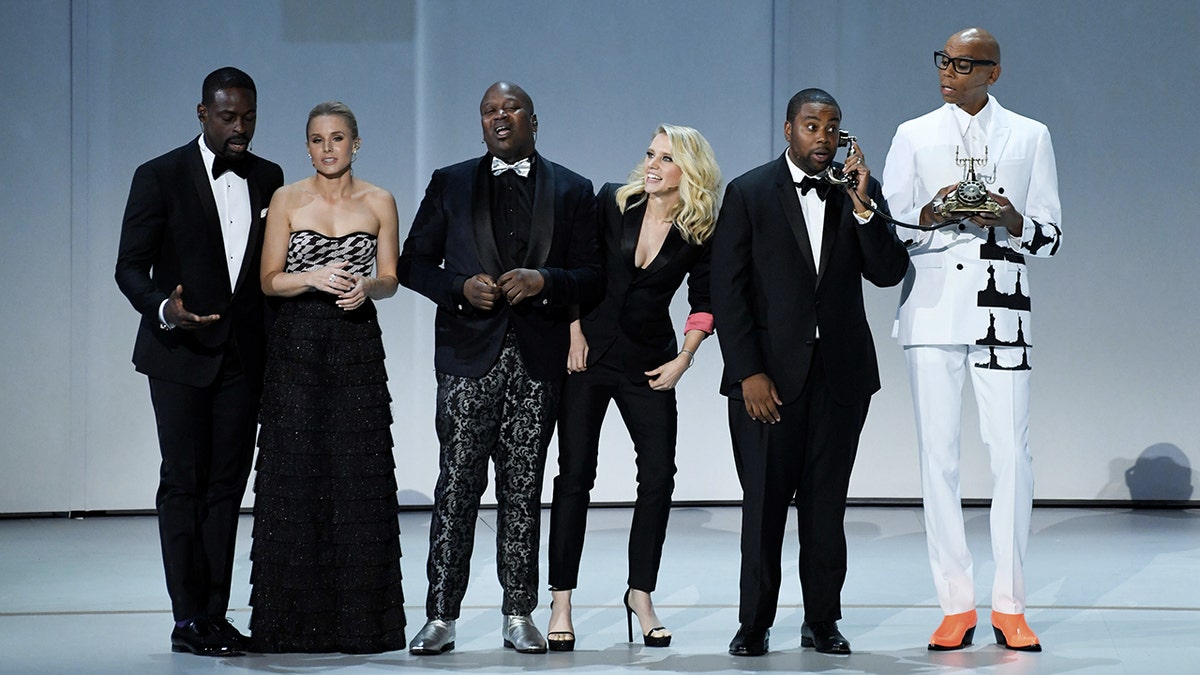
top-left (1, 505), bottom-right (1197, 674)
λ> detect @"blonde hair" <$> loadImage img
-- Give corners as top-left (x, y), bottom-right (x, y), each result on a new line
top-left (307, 101), bottom-right (359, 139)
top-left (614, 124), bottom-right (721, 245)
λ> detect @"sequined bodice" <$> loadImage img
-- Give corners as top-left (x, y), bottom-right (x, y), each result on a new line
top-left (286, 230), bottom-right (377, 276)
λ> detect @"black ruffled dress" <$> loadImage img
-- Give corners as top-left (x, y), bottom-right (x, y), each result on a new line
top-left (249, 230), bottom-right (405, 653)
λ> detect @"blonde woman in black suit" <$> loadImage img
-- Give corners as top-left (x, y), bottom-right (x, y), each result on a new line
top-left (546, 124), bottom-right (721, 651)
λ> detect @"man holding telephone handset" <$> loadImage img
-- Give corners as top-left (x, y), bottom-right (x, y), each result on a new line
top-left (712, 87), bottom-right (908, 657)
top-left (882, 27), bottom-right (1063, 652)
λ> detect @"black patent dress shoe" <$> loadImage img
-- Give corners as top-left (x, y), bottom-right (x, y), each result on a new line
top-left (208, 616), bottom-right (249, 652)
top-left (171, 617), bottom-right (243, 656)
top-left (728, 625), bottom-right (770, 656)
top-left (801, 620), bottom-right (851, 654)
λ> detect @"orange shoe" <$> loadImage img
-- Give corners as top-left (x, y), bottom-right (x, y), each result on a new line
top-left (991, 611), bottom-right (1041, 652)
top-left (928, 609), bottom-right (976, 651)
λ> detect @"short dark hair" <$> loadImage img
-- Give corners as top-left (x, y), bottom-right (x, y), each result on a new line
top-left (785, 88), bottom-right (840, 123)
top-left (202, 67), bottom-right (256, 105)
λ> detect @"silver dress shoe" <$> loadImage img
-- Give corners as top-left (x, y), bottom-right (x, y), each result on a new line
top-left (502, 614), bottom-right (547, 653)
top-left (409, 618), bottom-right (456, 655)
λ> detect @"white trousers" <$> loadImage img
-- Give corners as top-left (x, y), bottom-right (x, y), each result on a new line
top-left (905, 345), bottom-right (1034, 615)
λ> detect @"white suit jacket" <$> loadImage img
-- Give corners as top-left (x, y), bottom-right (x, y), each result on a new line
top-left (882, 95), bottom-right (1062, 349)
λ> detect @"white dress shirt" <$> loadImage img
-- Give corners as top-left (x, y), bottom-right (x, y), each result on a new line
top-left (159, 138), bottom-right (252, 328)
top-left (198, 137), bottom-right (252, 290)
top-left (785, 153), bottom-right (827, 272)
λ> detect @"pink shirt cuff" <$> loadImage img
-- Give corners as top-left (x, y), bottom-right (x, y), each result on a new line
top-left (684, 312), bottom-right (714, 335)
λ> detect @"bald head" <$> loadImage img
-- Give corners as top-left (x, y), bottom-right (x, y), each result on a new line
top-left (939, 27), bottom-right (1002, 115)
top-left (481, 81), bottom-right (534, 114)
top-left (949, 27), bottom-right (1001, 64)
top-left (480, 80), bottom-right (538, 162)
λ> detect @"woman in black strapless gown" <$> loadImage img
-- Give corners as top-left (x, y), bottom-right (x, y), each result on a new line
top-left (249, 101), bottom-right (405, 653)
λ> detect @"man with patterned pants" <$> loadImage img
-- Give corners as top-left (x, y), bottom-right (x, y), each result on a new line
top-left (398, 81), bottom-right (603, 655)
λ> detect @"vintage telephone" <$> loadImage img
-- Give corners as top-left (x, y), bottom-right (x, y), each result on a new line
top-left (821, 130), bottom-right (859, 190)
top-left (936, 147), bottom-right (1002, 218)
top-left (816, 134), bottom-right (1003, 231)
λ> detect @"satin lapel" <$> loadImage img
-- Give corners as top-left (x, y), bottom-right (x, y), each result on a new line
top-left (774, 157), bottom-right (817, 279)
top-left (470, 156), bottom-right (504, 277)
top-left (524, 153), bottom-right (555, 268)
top-left (816, 186), bottom-right (844, 285)
top-left (620, 199), bottom-right (643, 270)
top-left (233, 164), bottom-right (265, 295)
top-left (640, 226), bottom-right (684, 279)
top-left (185, 145), bottom-right (232, 294)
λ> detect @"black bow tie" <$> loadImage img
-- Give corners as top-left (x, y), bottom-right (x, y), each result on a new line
top-left (795, 176), bottom-right (831, 201)
top-left (211, 155), bottom-right (250, 180)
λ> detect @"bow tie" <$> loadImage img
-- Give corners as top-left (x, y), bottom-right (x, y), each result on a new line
top-left (212, 155), bottom-right (250, 180)
top-left (795, 175), bottom-right (831, 201)
top-left (491, 156), bottom-right (531, 177)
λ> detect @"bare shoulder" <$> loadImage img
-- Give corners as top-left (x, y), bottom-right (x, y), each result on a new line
top-left (353, 179), bottom-right (394, 200)
top-left (357, 179), bottom-right (398, 212)
top-left (274, 178), bottom-right (313, 204)
top-left (268, 179), bottom-right (319, 224)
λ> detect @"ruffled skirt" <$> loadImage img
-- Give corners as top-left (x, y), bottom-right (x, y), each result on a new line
top-left (249, 294), bottom-right (406, 653)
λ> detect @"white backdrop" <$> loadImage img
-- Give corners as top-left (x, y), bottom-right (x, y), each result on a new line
top-left (1, 0), bottom-right (1196, 514)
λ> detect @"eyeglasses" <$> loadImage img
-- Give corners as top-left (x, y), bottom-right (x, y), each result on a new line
top-left (934, 50), bottom-right (996, 74)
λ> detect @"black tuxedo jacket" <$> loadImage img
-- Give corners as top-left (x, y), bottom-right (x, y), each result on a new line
top-left (712, 154), bottom-right (908, 405)
top-left (399, 153), bottom-right (604, 382)
top-left (581, 182), bottom-right (711, 382)
top-left (115, 138), bottom-right (284, 389)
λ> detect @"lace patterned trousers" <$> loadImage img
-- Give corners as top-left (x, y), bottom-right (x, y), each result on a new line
top-left (425, 335), bottom-right (559, 619)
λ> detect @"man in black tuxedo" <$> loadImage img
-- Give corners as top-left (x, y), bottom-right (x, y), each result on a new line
top-left (115, 67), bottom-right (283, 657)
top-left (712, 88), bottom-right (908, 656)
top-left (399, 81), bottom-right (603, 655)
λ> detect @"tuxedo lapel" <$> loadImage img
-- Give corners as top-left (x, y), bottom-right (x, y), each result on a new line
top-left (470, 156), bottom-right (505, 278)
top-left (185, 143), bottom-right (233, 294)
top-left (620, 200), bottom-right (643, 268)
top-left (186, 144), bottom-right (222, 241)
top-left (233, 164), bottom-right (266, 295)
top-left (773, 157), bottom-right (817, 279)
top-left (640, 226), bottom-right (684, 279)
top-left (816, 186), bottom-right (844, 285)
top-left (524, 153), bottom-right (555, 268)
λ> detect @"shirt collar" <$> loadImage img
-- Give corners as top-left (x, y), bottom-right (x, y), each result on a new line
top-left (197, 136), bottom-right (217, 178)
top-left (950, 94), bottom-right (995, 139)
top-left (784, 151), bottom-right (822, 184)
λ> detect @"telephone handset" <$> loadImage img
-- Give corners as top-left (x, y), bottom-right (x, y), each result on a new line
top-left (822, 130), bottom-right (859, 190)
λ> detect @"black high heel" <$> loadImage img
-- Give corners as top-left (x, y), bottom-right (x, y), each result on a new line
top-left (623, 589), bottom-right (671, 647)
top-left (547, 598), bottom-right (576, 652)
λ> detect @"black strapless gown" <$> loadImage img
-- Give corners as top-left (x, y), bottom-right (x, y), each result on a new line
top-left (249, 230), bottom-right (405, 653)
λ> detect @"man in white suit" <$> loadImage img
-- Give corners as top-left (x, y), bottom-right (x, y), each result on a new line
top-left (882, 27), bottom-right (1061, 653)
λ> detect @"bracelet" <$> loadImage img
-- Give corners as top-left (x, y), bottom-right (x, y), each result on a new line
top-left (679, 348), bottom-right (695, 368)
top-left (854, 198), bottom-right (877, 221)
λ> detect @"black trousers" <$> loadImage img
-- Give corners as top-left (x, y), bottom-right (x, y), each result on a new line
top-left (425, 334), bottom-right (559, 619)
top-left (148, 344), bottom-right (257, 622)
top-left (548, 357), bottom-right (677, 592)
top-left (729, 343), bottom-right (869, 628)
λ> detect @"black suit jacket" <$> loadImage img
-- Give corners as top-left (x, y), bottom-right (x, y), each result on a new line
top-left (115, 138), bottom-right (284, 389)
top-left (582, 182), bottom-right (711, 382)
top-left (398, 153), bottom-right (604, 382)
top-left (711, 154), bottom-right (908, 405)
